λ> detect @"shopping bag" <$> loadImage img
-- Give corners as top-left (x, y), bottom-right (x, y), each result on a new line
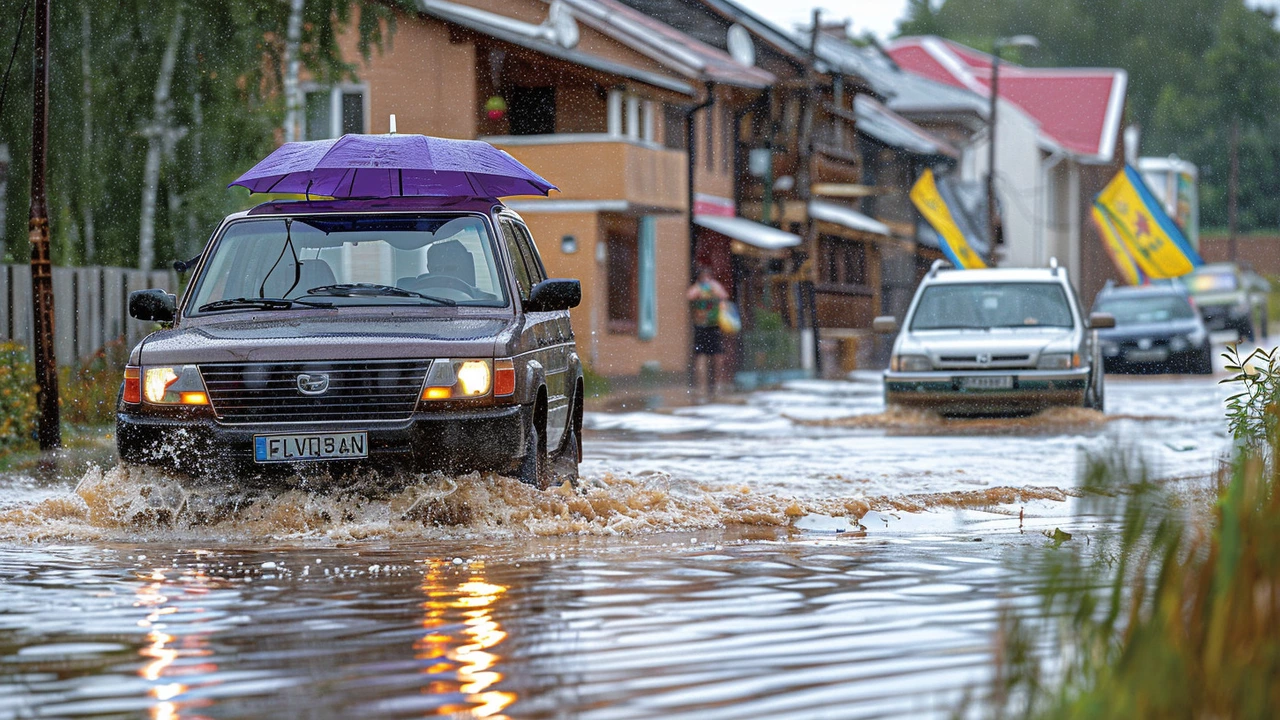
top-left (718, 301), bottom-right (742, 334)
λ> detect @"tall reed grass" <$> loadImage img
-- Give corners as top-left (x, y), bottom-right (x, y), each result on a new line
top-left (987, 345), bottom-right (1280, 718)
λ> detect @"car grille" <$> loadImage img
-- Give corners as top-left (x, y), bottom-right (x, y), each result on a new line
top-left (933, 354), bottom-right (1034, 370)
top-left (199, 359), bottom-right (432, 424)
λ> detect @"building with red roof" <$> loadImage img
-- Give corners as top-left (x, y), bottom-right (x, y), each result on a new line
top-left (884, 36), bottom-right (1130, 301)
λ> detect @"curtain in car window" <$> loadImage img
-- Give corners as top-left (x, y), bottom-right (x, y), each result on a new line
top-left (638, 216), bottom-right (657, 341)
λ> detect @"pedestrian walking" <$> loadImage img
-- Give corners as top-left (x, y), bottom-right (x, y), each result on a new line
top-left (687, 266), bottom-right (729, 396)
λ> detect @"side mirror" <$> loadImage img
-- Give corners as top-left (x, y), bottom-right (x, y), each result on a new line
top-left (526, 278), bottom-right (581, 312)
top-left (129, 289), bottom-right (177, 323)
top-left (872, 315), bottom-right (899, 334)
top-left (1088, 312), bottom-right (1116, 330)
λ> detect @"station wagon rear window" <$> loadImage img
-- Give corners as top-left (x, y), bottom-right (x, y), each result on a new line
top-left (911, 282), bottom-right (1074, 330)
top-left (189, 214), bottom-right (509, 313)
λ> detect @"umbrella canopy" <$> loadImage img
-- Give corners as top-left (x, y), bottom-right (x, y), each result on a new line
top-left (229, 134), bottom-right (557, 198)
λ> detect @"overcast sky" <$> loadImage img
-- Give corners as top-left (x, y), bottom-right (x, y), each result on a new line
top-left (733, 0), bottom-right (911, 40)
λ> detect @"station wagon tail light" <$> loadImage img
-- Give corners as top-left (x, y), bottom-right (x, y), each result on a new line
top-left (141, 365), bottom-right (209, 405)
top-left (123, 366), bottom-right (141, 404)
top-left (421, 359), bottom-right (493, 401)
top-left (494, 359), bottom-right (515, 397)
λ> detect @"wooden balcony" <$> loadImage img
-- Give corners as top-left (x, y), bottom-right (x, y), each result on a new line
top-left (486, 135), bottom-right (687, 212)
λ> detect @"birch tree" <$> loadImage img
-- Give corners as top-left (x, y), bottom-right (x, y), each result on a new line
top-left (138, 6), bottom-right (187, 271)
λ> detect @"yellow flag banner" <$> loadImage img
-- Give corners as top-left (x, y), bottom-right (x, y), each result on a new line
top-left (1090, 204), bottom-right (1144, 285)
top-left (910, 168), bottom-right (987, 269)
top-left (1093, 165), bottom-right (1202, 280)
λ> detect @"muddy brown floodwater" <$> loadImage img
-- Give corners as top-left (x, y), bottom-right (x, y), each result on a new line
top-left (0, 374), bottom-right (1230, 718)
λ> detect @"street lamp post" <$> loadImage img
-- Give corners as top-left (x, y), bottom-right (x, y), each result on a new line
top-left (985, 34), bottom-right (1038, 267)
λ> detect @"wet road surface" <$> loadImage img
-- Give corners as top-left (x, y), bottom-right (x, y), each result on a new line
top-left (0, 370), bottom-right (1230, 719)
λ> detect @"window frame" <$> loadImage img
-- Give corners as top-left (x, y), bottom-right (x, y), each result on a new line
top-left (299, 83), bottom-right (369, 140)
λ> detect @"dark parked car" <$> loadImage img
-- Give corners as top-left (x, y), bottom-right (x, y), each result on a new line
top-left (1094, 284), bottom-right (1212, 374)
top-left (1184, 262), bottom-right (1270, 342)
top-left (117, 197), bottom-right (583, 487)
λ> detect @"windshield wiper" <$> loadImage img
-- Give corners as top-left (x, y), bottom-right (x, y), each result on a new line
top-left (198, 297), bottom-right (333, 313)
top-left (305, 283), bottom-right (457, 306)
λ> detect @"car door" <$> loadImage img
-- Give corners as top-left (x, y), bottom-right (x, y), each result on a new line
top-left (500, 216), bottom-right (570, 450)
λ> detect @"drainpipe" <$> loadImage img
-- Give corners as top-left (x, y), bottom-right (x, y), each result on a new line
top-left (685, 83), bottom-right (715, 283)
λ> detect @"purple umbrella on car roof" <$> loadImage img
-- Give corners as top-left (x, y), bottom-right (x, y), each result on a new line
top-left (229, 133), bottom-right (557, 198)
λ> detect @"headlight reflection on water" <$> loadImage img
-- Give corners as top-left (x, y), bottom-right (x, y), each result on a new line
top-left (134, 565), bottom-right (216, 720)
top-left (416, 560), bottom-right (515, 718)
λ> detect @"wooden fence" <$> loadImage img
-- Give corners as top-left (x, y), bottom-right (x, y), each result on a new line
top-left (0, 264), bottom-right (179, 366)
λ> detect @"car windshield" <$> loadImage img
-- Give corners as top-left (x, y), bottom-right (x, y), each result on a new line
top-left (1095, 294), bottom-right (1195, 325)
top-left (188, 213), bottom-right (508, 313)
top-left (910, 282), bottom-right (1074, 330)
top-left (1185, 271), bottom-right (1237, 293)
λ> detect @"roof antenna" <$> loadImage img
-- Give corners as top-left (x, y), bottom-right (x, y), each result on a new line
top-left (389, 114), bottom-right (397, 135)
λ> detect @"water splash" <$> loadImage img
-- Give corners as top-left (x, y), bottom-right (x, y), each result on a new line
top-left (0, 463), bottom-right (1073, 543)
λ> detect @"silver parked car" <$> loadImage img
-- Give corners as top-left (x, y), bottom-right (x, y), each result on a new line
top-left (874, 260), bottom-right (1115, 416)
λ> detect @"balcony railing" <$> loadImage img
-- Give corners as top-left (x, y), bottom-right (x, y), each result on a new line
top-left (486, 135), bottom-right (687, 211)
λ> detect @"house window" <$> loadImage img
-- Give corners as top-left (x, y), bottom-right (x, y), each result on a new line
top-left (820, 235), bottom-right (867, 288)
top-left (507, 86), bottom-right (556, 135)
top-left (720, 104), bottom-right (732, 174)
top-left (606, 226), bottom-right (638, 334)
top-left (663, 104), bottom-right (686, 150)
top-left (303, 87), bottom-right (365, 140)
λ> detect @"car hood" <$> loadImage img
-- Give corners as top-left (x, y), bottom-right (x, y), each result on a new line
top-left (138, 313), bottom-right (513, 364)
top-left (898, 327), bottom-right (1078, 359)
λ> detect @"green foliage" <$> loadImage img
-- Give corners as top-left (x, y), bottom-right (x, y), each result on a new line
top-left (984, 344), bottom-right (1280, 718)
top-left (0, 342), bottom-right (37, 451)
top-left (897, 0), bottom-right (1280, 232)
top-left (0, 0), bottom-right (404, 269)
top-left (59, 337), bottom-right (129, 426)
top-left (1221, 343), bottom-right (1280, 449)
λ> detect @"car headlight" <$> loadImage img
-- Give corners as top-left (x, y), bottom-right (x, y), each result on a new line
top-left (421, 359), bottom-right (497, 401)
top-left (1100, 341), bottom-right (1120, 358)
top-left (1037, 353), bottom-right (1079, 370)
top-left (138, 365), bottom-right (208, 405)
top-left (1169, 336), bottom-right (1189, 353)
top-left (891, 354), bottom-right (931, 372)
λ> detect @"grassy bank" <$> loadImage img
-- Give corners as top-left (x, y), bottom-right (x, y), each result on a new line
top-left (0, 341), bottom-right (123, 463)
top-left (987, 345), bottom-right (1280, 718)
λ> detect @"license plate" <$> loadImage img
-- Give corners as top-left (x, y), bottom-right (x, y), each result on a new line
top-left (958, 375), bottom-right (1013, 390)
top-left (254, 432), bottom-right (368, 463)
top-left (1125, 349), bottom-right (1169, 363)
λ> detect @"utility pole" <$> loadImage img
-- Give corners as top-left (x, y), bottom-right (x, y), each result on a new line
top-left (986, 48), bottom-right (1001, 267)
top-left (1228, 117), bottom-right (1240, 264)
top-left (28, 0), bottom-right (60, 449)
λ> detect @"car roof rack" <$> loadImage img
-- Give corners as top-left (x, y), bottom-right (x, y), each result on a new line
top-left (1048, 256), bottom-right (1060, 276)
top-left (927, 258), bottom-right (953, 278)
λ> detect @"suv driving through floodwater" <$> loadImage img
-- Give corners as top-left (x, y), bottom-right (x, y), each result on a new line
top-left (876, 261), bottom-right (1115, 416)
top-left (116, 197), bottom-right (583, 488)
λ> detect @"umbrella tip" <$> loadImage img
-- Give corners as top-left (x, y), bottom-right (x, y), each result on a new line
top-left (389, 114), bottom-right (397, 135)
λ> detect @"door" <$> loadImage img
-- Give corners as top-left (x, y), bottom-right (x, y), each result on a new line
top-left (501, 217), bottom-right (571, 450)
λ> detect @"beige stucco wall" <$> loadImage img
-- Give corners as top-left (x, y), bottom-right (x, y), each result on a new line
top-left (520, 211), bottom-right (689, 376)
top-left (337, 11), bottom-right (477, 138)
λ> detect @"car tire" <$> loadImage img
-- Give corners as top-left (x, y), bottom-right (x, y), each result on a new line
top-left (516, 404), bottom-right (549, 490)
top-left (1242, 316), bottom-right (1256, 344)
top-left (549, 386), bottom-right (583, 487)
top-left (1084, 370), bottom-right (1105, 413)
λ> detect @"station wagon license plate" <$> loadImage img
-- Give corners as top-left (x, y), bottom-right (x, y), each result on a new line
top-left (1125, 348), bottom-right (1169, 363)
top-left (958, 375), bottom-right (1014, 390)
top-left (254, 432), bottom-right (368, 463)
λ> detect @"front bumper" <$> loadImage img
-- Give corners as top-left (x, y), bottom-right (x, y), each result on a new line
top-left (116, 404), bottom-right (528, 475)
top-left (884, 368), bottom-right (1089, 416)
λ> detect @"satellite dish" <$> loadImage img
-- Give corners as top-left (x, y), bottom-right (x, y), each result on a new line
top-left (727, 24), bottom-right (755, 66)
top-left (547, 1), bottom-right (579, 49)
